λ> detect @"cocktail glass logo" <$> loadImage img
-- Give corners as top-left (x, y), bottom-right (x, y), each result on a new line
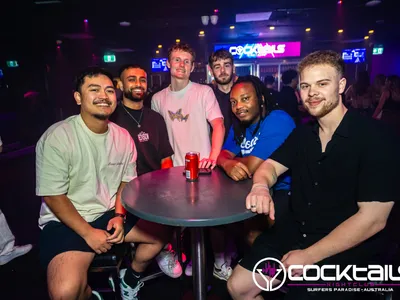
top-left (252, 258), bottom-right (287, 292)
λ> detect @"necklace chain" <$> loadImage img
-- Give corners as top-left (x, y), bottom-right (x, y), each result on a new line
top-left (122, 104), bottom-right (143, 128)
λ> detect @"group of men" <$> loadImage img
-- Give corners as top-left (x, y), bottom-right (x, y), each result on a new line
top-left (35, 42), bottom-right (398, 300)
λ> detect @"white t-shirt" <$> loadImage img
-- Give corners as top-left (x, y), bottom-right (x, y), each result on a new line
top-left (36, 114), bottom-right (137, 228)
top-left (152, 81), bottom-right (223, 166)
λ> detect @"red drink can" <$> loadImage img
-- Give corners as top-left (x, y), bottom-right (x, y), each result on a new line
top-left (185, 152), bottom-right (199, 181)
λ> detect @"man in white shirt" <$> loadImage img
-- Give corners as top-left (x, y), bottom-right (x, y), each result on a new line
top-left (36, 67), bottom-right (171, 300)
top-left (151, 43), bottom-right (225, 277)
top-left (152, 43), bottom-right (225, 168)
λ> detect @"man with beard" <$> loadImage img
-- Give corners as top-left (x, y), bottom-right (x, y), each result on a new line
top-left (217, 75), bottom-right (295, 183)
top-left (111, 65), bottom-right (174, 177)
top-left (110, 64), bottom-right (182, 278)
top-left (36, 67), bottom-right (172, 300)
top-left (208, 49), bottom-right (238, 142)
top-left (216, 76), bottom-right (295, 277)
top-left (228, 51), bottom-right (399, 300)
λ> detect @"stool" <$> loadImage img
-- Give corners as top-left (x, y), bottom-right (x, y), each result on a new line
top-left (89, 243), bottom-right (129, 299)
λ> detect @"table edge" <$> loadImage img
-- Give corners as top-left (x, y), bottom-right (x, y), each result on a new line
top-left (121, 199), bottom-right (255, 227)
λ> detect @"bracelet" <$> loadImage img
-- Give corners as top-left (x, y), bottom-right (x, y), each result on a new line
top-left (251, 183), bottom-right (269, 191)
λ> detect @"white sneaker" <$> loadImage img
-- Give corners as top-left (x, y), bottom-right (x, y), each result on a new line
top-left (119, 269), bottom-right (144, 300)
top-left (185, 260), bottom-right (192, 276)
top-left (213, 262), bottom-right (233, 281)
top-left (0, 244), bottom-right (32, 265)
top-left (156, 247), bottom-right (182, 278)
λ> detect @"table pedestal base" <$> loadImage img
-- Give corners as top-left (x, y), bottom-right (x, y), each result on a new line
top-left (191, 227), bottom-right (206, 300)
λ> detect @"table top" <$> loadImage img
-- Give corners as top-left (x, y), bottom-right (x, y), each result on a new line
top-left (121, 166), bottom-right (255, 227)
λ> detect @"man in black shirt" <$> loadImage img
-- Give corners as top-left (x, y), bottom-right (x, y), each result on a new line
top-left (228, 51), bottom-right (399, 299)
top-left (110, 64), bottom-right (182, 278)
top-left (208, 49), bottom-right (237, 143)
top-left (111, 64), bottom-right (174, 176)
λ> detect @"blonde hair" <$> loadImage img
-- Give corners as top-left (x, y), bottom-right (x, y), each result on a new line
top-left (298, 50), bottom-right (345, 78)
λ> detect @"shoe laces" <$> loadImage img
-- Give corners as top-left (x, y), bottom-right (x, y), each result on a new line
top-left (162, 248), bottom-right (180, 270)
top-left (219, 262), bottom-right (233, 277)
top-left (133, 281), bottom-right (144, 297)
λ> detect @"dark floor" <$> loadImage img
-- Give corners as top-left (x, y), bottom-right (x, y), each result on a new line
top-left (0, 245), bottom-right (286, 300)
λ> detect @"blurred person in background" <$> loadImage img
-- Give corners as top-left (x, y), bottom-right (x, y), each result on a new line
top-left (373, 75), bottom-right (400, 135)
top-left (373, 74), bottom-right (386, 110)
top-left (345, 70), bottom-right (375, 116)
top-left (277, 69), bottom-right (300, 124)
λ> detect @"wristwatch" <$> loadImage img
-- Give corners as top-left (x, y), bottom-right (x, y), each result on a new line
top-left (115, 213), bottom-right (126, 223)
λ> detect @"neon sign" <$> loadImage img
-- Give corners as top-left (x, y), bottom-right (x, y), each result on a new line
top-left (151, 58), bottom-right (169, 72)
top-left (214, 42), bottom-right (301, 59)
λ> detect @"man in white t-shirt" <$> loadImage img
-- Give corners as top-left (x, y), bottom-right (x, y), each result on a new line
top-left (36, 67), bottom-right (171, 300)
top-left (152, 43), bottom-right (225, 168)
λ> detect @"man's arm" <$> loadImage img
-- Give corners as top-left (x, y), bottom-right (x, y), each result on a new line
top-left (44, 194), bottom-right (94, 238)
top-left (234, 156), bottom-right (264, 175)
top-left (252, 159), bottom-right (288, 189)
top-left (245, 159), bottom-right (289, 218)
top-left (161, 157), bottom-right (173, 169)
top-left (115, 182), bottom-right (127, 215)
top-left (200, 117), bottom-right (224, 168)
top-left (209, 117), bottom-right (225, 161)
top-left (217, 149), bottom-right (251, 181)
top-left (304, 201), bottom-right (394, 264)
top-left (282, 201), bottom-right (394, 273)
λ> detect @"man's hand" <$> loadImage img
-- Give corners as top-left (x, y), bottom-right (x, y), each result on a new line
top-left (245, 185), bottom-right (275, 219)
top-left (106, 217), bottom-right (125, 244)
top-left (281, 249), bottom-right (316, 277)
top-left (223, 160), bottom-right (251, 181)
top-left (83, 228), bottom-right (112, 254)
top-left (199, 158), bottom-right (217, 169)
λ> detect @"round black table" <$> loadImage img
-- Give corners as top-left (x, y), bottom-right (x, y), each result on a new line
top-left (121, 166), bottom-right (255, 300)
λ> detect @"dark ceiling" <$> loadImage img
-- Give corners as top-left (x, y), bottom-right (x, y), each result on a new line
top-left (0, 0), bottom-right (397, 59)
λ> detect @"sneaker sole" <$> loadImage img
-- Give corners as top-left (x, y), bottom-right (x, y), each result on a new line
top-left (213, 271), bottom-right (230, 281)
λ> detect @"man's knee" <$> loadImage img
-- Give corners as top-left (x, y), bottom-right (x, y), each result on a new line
top-left (228, 271), bottom-right (247, 298)
top-left (227, 276), bottom-right (237, 297)
top-left (48, 277), bottom-right (86, 300)
top-left (46, 251), bottom-right (93, 300)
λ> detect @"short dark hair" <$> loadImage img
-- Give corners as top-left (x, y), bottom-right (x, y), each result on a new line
top-left (298, 50), bottom-right (345, 78)
top-left (208, 49), bottom-right (233, 67)
top-left (167, 43), bottom-right (196, 62)
top-left (74, 67), bottom-right (114, 93)
top-left (264, 75), bottom-right (275, 86)
top-left (118, 64), bottom-right (147, 79)
top-left (281, 69), bottom-right (298, 85)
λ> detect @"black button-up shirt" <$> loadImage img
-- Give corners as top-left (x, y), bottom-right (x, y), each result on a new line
top-left (270, 110), bottom-right (399, 260)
